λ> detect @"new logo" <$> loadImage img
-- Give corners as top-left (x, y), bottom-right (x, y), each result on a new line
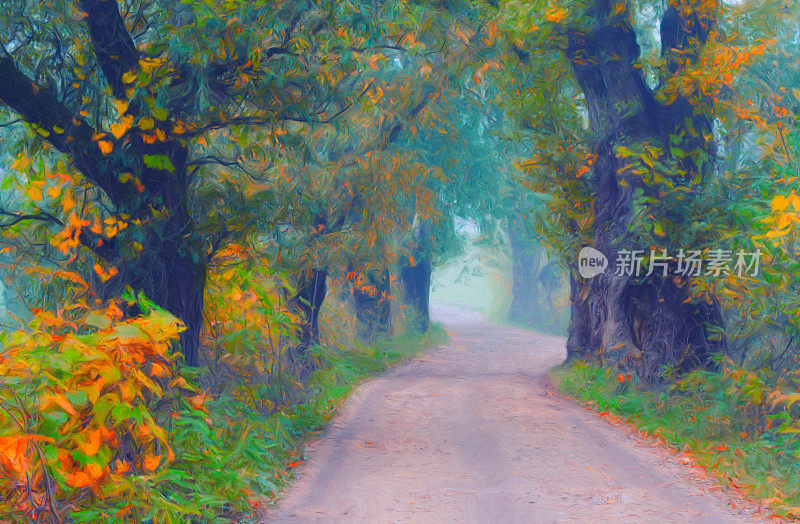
top-left (578, 246), bottom-right (608, 279)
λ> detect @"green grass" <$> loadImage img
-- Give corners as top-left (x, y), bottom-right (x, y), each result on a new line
top-left (550, 361), bottom-right (800, 520)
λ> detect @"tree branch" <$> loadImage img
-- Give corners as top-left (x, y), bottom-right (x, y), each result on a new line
top-left (0, 51), bottom-right (135, 208)
top-left (0, 210), bottom-right (63, 228)
top-left (80, 0), bottom-right (140, 99)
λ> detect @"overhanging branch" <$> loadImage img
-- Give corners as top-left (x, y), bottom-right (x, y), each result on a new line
top-left (0, 51), bottom-right (135, 208)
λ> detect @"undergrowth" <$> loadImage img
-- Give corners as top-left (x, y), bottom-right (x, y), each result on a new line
top-left (123, 327), bottom-right (446, 523)
top-left (0, 277), bottom-right (447, 522)
top-left (550, 361), bottom-right (800, 520)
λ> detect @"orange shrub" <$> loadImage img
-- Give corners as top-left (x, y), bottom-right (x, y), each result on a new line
top-left (0, 298), bottom-right (184, 521)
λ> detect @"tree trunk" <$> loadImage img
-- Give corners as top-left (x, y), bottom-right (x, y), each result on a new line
top-left (563, 10), bottom-right (724, 380)
top-left (399, 223), bottom-right (431, 332)
top-left (400, 257), bottom-right (431, 332)
top-left (291, 268), bottom-right (328, 347)
top-left (507, 222), bottom-right (543, 325)
top-left (141, 250), bottom-right (206, 367)
top-left (351, 264), bottom-right (391, 338)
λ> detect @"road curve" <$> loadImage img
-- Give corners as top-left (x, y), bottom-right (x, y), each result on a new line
top-left (263, 307), bottom-right (764, 523)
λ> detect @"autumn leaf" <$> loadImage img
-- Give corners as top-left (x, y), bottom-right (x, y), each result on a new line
top-left (142, 454), bottom-right (161, 471)
top-left (545, 7), bottom-right (569, 23)
top-left (78, 428), bottom-right (103, 457)
top-left (110, 114), bottom-right (135, 139)
top-left (98, 140), bottom-right (113, 154)
top-left (46, 185), bottom-right (61, 199)
top-left (42, 393), bottom-right (77, 416)
top-left (138, 116), bottom-right (155, 131)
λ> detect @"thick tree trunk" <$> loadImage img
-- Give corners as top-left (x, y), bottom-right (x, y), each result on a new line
top-left (563, 11), bottom-right (724, 380)
top-left (141, 251), bottom-right (206, 367)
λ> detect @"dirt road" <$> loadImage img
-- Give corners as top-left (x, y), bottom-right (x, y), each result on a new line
top-left (264, 308), bottom-right (764, 523)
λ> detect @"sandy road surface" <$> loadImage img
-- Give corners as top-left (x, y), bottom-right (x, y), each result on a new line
top-left (263, 308), bottom-right (765, 523)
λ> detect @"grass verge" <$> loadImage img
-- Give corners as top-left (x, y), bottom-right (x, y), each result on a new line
top-left (549, 361), bottom-right (800, 520)
top-left (151, 325), bottom-right (448, 522)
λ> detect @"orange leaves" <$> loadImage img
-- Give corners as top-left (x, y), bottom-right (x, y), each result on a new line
top-left (0, 301), bottom-right (184, 511)
top-left (661, 35), bottom-right (773, 106)
top-left (109, 114), bottom-right (135, 139)
top-left (0, 435), bottom-right (53, 479)
top-left (40, 393), bottom-right (77, 416)
top-left (142, 454), bottom-right (161, 471)
top-left (77, 428), bottom-right (105, 457)
top-left (150, 361), bottom-right (169, 377)
top-left (368, 53), bottom-right (383, 71)
top-left (66, 463), bottom-right (105, 489)
top-left (544, 7), bottom-right (569, 23)
top-left (188, 393), bottom-right (210, 414)
top-left (93, 263), bottom-right (119, 283)
top-left (61, 189), bottom-right (76, 213)
top-left (97, 140), bottom-right (113, 154)
top-left (481, 20), bottom-right (499, 46)
top-left (757, 192), bottom-right (800, 242)
top-left (368, 85), bottom-right (384, 103)
top-left (26, 180), bottom-right (45, 201)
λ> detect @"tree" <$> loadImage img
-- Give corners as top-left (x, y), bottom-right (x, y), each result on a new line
top-left (0, 0), bottom-right (394, 365)
top-left (492, 0), bottom-right (767, 380)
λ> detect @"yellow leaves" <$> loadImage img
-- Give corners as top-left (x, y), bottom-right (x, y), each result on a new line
top-left (138, 117), bottom-right (155, 131)
top-left (113, 100), bottom-right (129, 118)
top-left (11, 154), bottom-right (30, 172)
top-left (122, 70), bottom-right (138, 85)
top-left (770, 193), bottom-right (800, 213)
top-left (760, 193), bottom-right (800, 241)
top-left (109, 114), bottom-right (134, 139)
top-left (139, 57), bottom-right (163, 76)
top-left (0, 300), bottom-right (184, 509)
top-left (26, 180), bottom-right (45, 201)
top-left (152, 107), bottom-right (169, 121)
